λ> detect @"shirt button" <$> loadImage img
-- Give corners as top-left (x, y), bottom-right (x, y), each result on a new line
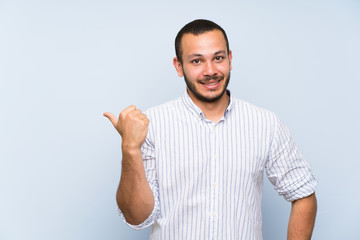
top-left (212, 183), bottom-right (216, 188)
top-left (213, 212), bottom-right (216, 217)
top-left (214, 154), bottom-right (217, 159)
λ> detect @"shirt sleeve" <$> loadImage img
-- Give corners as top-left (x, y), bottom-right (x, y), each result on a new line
top-left (118, 122), bottom-right (160, 230)
top-left (266, 116), bottom-right (317, 202)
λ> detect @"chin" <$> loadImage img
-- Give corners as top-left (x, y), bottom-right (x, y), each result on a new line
top-left (195, 88), bottom-right (227, 103)
top-left (184, 72), bottom-right (231, 103)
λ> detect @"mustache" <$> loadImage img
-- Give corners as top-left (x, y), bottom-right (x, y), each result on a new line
top-left (199, 75), bottom-right (223, 82)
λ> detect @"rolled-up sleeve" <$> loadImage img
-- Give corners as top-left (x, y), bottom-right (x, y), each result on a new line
top-left (266, 116), bottom-right (317, 202)
top-left (118, 121), bottom-right (160, 229)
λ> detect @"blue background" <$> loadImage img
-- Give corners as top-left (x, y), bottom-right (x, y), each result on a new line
top-left (1, 0), bottom-right (359, 239)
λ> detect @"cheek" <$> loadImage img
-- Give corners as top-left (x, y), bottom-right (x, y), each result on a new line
top-left (218, 63), bottom-right (231, 72)
top-left (184, 66), bottom-right (202, 80)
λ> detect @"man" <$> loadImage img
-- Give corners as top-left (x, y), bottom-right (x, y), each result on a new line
top-left (104, 19), bottom-right (317, 240)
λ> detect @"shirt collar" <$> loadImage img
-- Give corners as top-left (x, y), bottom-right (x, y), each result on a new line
top-left (181, 89), bottom-right (233, 120)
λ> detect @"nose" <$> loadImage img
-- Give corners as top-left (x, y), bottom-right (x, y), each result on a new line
top-left (203, 61), bottom-right (217, 76)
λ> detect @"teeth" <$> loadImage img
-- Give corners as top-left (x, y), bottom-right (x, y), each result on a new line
top-left (204, 80), bottom-right (220, 85)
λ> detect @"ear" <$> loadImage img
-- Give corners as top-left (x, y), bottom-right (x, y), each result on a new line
top-left (228, 50), bottom-right (233, 71)
top-left (173, 57), bottom-right (184, 77)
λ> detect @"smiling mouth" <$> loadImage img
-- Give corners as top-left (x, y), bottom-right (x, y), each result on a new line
top-left (202, 79), bottom-right (221, 85)
top-left (198, 78), bottom-right (223, 90)
top-left (199, 76), bottom-right (223, 85)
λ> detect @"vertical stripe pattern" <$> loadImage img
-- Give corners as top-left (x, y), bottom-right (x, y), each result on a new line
top-left (119, 90), bottom-right (317, 240)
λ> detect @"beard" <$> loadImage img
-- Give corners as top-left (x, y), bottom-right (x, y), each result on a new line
top-left (184, 72), bottom-right (231, 103)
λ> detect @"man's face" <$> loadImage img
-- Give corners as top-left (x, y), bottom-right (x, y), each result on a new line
top-left (174, 30), bottom-right (232, 103)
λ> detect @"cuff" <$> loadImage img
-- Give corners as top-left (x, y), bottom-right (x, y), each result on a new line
top-left (282, 172), bottom-right (318, 202)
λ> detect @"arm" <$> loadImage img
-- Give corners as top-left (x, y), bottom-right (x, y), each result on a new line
top-left (266, 117), bottom-right (318, 238)
top-left (287, 193), bottom-right (317, 240)
top-left (116, 146), bottom-right (155, 225)
top-left (104, 106), bottom-right (155, 225)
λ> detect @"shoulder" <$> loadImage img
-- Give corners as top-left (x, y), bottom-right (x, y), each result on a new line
top-left (231, 97), bottom-right (278, 121)
top-left (144, 97), bottom-right (183, 119)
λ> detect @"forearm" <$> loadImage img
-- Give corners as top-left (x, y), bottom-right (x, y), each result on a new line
top-left (287, 193), bottom-right (317, 240)
top-left (116, 147), bottom-right (155, 225)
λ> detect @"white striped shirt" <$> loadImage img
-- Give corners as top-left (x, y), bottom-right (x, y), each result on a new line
top-left (119, 90), bottom-right (317, 240)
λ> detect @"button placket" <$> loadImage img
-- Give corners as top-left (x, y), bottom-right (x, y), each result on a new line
top-left (209, 124), bottom-right (218, 238)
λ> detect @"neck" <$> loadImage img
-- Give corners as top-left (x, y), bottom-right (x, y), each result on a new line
top-left (188, 89), bottom-right (229, 123)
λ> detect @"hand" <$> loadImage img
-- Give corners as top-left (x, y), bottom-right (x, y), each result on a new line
top-left (103, 105), bottom-right (149, 150)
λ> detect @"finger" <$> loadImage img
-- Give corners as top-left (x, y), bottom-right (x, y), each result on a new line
top-left (103, 112), bottom-right (118, 128)
top-left (128, 109), bottom-right (143, 117)
top-left (119, 105), bottom-right (137, 119)
top-left (137, 113), bottom-right (148, 120)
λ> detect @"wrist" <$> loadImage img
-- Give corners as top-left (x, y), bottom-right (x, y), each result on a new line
top-left (121, 143), bottom-right (142, 156)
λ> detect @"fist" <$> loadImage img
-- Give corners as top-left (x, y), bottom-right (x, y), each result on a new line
top-left (103, 105), bottom-right (149, 150)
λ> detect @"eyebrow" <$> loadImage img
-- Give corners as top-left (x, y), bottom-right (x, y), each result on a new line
top-left (214, 50), bottom-right (227, 55)
top-left (187, 54), bottom-right (202, 60)
top-left (187, 50), bottom-right (227, 60)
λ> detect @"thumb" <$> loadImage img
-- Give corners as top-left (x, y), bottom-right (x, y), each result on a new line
top-left (103, 112), bottom-right (118, 129)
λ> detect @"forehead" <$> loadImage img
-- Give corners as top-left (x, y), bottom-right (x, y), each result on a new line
top-left (180, 30), bottom-right (227, 56)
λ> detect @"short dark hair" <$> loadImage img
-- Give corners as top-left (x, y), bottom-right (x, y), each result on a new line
top-left (175, 19), bottom-right (230, 63)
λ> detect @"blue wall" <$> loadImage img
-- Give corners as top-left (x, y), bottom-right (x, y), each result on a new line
top-left (1, 0), bottom-right (359, 239)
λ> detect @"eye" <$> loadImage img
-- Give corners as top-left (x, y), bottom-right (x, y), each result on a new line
top-left (215, 56), bottom-right (224, 61)
top-left (192, 59), bottom-right (200, 64)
